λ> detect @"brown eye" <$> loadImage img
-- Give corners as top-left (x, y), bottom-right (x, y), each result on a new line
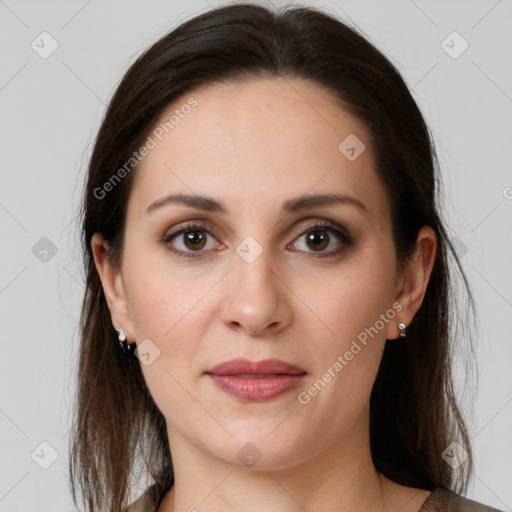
top-left (182, 229), bottom-right (207, 251)
top-left (305, 230), bottom-right (329, 252)
top-left (162, 223), bottom-right (221, 259)
top-left (163, 220), bottom-right (352, 260)
top-left (289, 220), bottom-right (353, 259)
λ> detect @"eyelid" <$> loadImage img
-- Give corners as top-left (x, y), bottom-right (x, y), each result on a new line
top-left (162, 219), bottom-right (220, 242)
top-left (162, 217), bottom-right (352, 240)
top-left (162, 217), bottom-right (353, 258)
top-left (296, 219), bottom-right (353, 244)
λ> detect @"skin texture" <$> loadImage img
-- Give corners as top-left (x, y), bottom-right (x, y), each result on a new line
top-left (92, 77), bottom-right (437, 511)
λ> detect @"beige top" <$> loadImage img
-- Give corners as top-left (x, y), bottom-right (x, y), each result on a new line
top-left (125, 485), bottom-right (504, 512)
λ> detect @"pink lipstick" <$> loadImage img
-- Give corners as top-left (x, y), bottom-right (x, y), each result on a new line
top-left (205, 358), bottom-right (307, 402)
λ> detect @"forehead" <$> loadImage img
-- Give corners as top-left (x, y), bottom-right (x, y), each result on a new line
top-left (129, 77), bottom-right (388, 223)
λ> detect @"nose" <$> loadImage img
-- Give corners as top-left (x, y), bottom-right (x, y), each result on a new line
top-left (220, 246), bottom-right (292, 336)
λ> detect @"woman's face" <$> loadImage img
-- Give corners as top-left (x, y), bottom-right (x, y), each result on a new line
top-left (97, 77), bottom-right (414, 469)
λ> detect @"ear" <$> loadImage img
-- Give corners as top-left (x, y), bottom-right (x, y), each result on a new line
top-left (386, 225), bottom-right (437, 340)
top-left (91, 233), bottom-right (135, 342)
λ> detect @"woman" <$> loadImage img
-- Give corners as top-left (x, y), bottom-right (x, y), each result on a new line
top-left (68, 3), bottom-right (503, 511)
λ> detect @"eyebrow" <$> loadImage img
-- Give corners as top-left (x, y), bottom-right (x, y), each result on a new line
top-left (145, 192), bottom-right (367, 216)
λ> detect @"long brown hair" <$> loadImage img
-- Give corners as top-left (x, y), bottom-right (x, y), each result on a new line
top-left (69, 4), bottom-right (477, 511)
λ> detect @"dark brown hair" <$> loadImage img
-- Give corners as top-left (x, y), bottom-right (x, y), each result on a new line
top-left (69, 3), bottom-right (477, 511)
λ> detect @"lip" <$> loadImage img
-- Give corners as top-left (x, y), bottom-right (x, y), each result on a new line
top-left (205, 358), bottom-right (307, 402)
top-left (206, 357), bottom-right (306, 376)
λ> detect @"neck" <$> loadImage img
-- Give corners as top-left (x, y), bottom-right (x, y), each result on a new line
top-left (159, 407), bottom-right (394, 512)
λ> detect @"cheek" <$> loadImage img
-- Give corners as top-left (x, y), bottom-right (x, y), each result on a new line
top-left (298, 251), bottom-right (396, 401)
top-left (304, 254), bottom-right (396, 347)
top-left (293, 271), bottom-right (394, 445)
top-left (120, 238), bottom-right (228, 363)
top-left (122, 257), bottom-right (212, 424)
top-left (121, 240), bottom-right (211, 341)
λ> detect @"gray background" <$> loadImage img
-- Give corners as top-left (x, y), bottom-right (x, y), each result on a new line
top-left (0, 0), bottom-right (511, 510)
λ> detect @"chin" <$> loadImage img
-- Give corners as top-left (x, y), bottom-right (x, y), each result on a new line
top-left (204, 426), bottom-right (310, 471)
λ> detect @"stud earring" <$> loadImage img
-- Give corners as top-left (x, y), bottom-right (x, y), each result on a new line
top-left (114, 327), bottom-right (136, 355)
top-left (398, 322), bottom-right (407, 339)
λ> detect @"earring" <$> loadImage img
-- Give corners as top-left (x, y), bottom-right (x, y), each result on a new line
top-left (398, 322), bottom-right (407, 339)
top-left (114, 327), bottom-right (136, 355)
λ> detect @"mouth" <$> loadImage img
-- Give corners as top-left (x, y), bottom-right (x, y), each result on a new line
top-left (225, 373), bottom-right (288, 378)
top-left (205, 358), bottom-right (307, 402)
top-left (205, 357), bottom-right (307, 376)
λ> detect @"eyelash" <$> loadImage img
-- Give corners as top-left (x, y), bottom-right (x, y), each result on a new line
top-left (161, 219), bottom-right (353, 260)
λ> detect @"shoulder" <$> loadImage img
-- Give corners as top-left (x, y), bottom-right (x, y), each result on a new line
top-left (124, 483), bottom-right (504, 512)
top-left (124, 494), bottom-right (147, 512)
top-left (124, 485), bottom-right (156, 512)
top-left (420, 487), bottom-right (505, 512)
